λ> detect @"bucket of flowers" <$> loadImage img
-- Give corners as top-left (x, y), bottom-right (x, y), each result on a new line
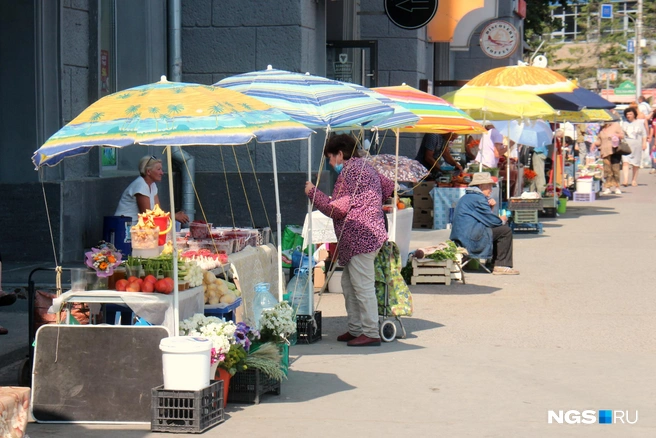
top-left (523, 168), bottom-right (537, 188)
top-left (257, 301), bottom-right (297, 375)
top-left (84, 241), bottom-right (123, 290)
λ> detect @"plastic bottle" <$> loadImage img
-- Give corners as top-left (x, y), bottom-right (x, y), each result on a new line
top-left (252, 282), bottom-right (278, 330)
top-left (287, 268), bottom-right (311, 316)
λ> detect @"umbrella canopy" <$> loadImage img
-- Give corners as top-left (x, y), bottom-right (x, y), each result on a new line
top-left (463, 65), bottom-right (614, 112)
top-left (442, 86), bottom-right (557, 121)
top-left (338, 82), bottom-right (420, 130)
top-left (539, 87), bottom-right (616, 111)
top-left (492, 120), bottom-right (553, 149)
top-left (556, 109), bottom-right (619, 123)
top-left (465, 65), bottom-right (576, 94)
top-left (362, 154), bottom-right (429, 183)
top-left (372, 84), bottom-right (486, 134)
top-left (33, 76), bottom-right (314, 168)
top-left (215, 66), bottom-right (394, 130)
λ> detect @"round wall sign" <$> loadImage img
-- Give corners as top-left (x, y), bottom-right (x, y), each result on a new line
top-left (479, 20), bottom-right (519, 59)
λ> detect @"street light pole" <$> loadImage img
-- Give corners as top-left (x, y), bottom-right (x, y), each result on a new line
top-left (636, 0), bottom-right (643, 100)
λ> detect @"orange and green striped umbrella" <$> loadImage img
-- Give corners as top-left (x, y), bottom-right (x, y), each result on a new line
top-left (372, 84), bottom-right (485, 134)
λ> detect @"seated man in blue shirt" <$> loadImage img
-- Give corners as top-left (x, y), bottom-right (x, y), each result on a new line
top-left (449, 172), bottom-right (519, 275)
top-left (415, 133), bottom-right (463, 178)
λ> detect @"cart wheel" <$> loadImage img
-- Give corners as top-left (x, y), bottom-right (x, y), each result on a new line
top-left (18, 358), bottom-right (31, 386)
top-left (380, 319), bottom-right (397, 342)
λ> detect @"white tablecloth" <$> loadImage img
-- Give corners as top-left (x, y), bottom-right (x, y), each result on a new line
top-left (50, 286), bottom-right (204, 336)
top-left (301, 209), bottom-right (413, 266)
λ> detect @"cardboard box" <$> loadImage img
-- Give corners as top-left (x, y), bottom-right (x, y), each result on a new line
top-left (413, 208), bottom-right (433, 221)
top-left (413, 181), bottom-right (435, 196)
top-left (313, 265), bottom-right (325, 290)
top-left (413, 194), bottom-right (433, 209)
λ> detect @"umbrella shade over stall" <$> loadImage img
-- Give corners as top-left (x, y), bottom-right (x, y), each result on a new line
top-left (33, 77), bottom-right (313, 167)
top-left (215, 66), bottom-right (395, 130)
top-left (33, 76), bottom-right (314, 334)
top-left (539, 87), bottom-right (616, 112)
top-left (555, 108), bottom-right (619, 123)
top-left (492, 120), bottom-right (553, 149)
top-left (441, 86), bottom-right (556, 121)
top-left (465, 65), bottom-right (577, 94)
top-left (372, 84), bottom-right (486, 134)
top-left (362, 154), bottom-right (429, 183)
top-left (338, 82), bottom-right (420, 130)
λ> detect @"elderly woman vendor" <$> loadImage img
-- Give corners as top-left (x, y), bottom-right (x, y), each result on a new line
top-left (115, 155), bottom-right (189, 224)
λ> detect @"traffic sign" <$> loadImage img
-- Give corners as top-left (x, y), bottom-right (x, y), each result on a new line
top-left (600, 4), bottom-right (613, 19)
top-left (627, 39), bottom-right (635, 53)
top-left (385, 0), bottom-right (438, 30)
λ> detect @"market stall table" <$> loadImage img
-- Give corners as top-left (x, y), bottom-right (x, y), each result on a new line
top-left (50, 286), bottom-right (204, 335)
top-left (301, 209), bottom-right (414, 266)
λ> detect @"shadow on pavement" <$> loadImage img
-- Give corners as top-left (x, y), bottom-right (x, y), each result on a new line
top-left (27, 423), bottom-right (152, 438)
top-left (410, 282), bottom-right (502, 295)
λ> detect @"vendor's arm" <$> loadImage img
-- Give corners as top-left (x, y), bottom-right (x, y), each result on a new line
top-left (379, 174), bottom-right (395, 201)
top-left (306, 182), bottom-right (350, 220)
top-left (423, 148), bottom-right (437, 168)
top-left (471, 198), bottom-right (504, 228)
top-left (136, 193), bottom-right (151, 214)
top-left (443, 147), bottom-right (463, 170)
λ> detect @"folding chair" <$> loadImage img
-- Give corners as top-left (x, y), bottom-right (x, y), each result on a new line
top-left (452, 241), bottom-right (492, 284)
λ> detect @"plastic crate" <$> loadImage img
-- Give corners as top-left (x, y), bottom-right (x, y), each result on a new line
top-left (510, 222), bottom-right (543, 234)
top-left (296, 310), bottom-right (322, 344)
top-left (508, 198), bottom-right (542, 211)
top-left (228, 369), bottom-right (281, 404)
top-left (151, 380), bottom-right (224, 434)
top-left (512, 209), bottom-right (538, 224)
top-left (573, 192), bottom-right (596, 202)
top-left (539, 207), bottom-right (557, 218)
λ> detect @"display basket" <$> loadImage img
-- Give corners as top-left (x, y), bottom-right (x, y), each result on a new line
top-left (228, 369), bottom-right (281, 404)
top-left (151, 380), bottom-right (224, 434)
top-left (573, 192), bottom-right (596, 202)
top-left (508, 197), bottom-right (542, 211)
top-left (296, 310), bottom-right (322, 344)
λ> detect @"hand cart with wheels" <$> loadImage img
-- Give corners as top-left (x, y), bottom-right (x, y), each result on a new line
top-left (374, 241), bottom-right (412, 342)
top-left (18, 267), bottom-right (75, 386)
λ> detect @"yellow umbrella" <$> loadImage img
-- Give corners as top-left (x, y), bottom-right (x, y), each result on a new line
top-left (465, 65), bottom-right (577, 94)
top-left (442, 86), bottom-right (556, 121)
top-left (554, 109), bottom-right (619, 123)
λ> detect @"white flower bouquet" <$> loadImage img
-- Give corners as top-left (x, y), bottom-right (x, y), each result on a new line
top-left (259, 301), bottom-right (297, 344)
top-left (179, 313), bottom-right (235, 364)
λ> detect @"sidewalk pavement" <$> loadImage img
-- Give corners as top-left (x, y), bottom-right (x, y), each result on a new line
top-left (3, 173), bottom-right (656, 437)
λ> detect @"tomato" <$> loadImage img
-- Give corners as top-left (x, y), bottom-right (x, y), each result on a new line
top-left (115, 279), bottom-right (129, 291)
top-left (126, 282), bottom-right (141, 292)
top-left (127, 276), bottom-right (140, 284)
top-left (155, 279), bottom-right (169, 294)
top-left (141, 281), bottom-right (155, 293)
top-left (143, 275), bottom-right (157, 284)
top-left (164, 277), bottom-right (174, 293)
top-left (397, 202), bottom-right (406, 210)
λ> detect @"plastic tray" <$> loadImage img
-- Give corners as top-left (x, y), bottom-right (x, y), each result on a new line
top-left (228, 369), bottom-right (281, 404)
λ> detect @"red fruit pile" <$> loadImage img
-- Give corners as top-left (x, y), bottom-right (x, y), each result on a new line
top-left (115, 275), bottom-right (174, 294)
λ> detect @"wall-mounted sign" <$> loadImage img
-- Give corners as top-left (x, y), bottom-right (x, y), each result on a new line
top-left (333, 53), bottom-right (354, 83)
top-left (385, 0), bottom-right (438, 30)
top-left (479, 20), bottom-right (519, 59)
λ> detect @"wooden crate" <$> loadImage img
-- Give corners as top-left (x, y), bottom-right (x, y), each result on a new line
top-left (410, 255), bottom-right (463, 285)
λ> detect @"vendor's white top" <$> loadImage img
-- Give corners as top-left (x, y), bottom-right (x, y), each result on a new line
top-left (160, 336), bottom-right (212, 353)
top-left (114, 176), bottom-right (157, 223)
top-left (476, 128), bottom-right (503, 169)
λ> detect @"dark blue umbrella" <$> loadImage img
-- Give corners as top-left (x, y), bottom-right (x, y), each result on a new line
top-left (539, 87), bottom-right (615, 111)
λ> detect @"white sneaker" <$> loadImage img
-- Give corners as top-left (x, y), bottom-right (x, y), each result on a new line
top-left (650, 169), bottom-right (656, 174)
top-left (614, 188), bottom-right (622, 195)
top-left (602, 188), bottom-right (612, 195)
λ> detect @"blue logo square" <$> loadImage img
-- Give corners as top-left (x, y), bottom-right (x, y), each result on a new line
top-left (599, 410), bottom-right (612, 424)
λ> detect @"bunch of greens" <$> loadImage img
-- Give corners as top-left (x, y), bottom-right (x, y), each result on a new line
top-left (424, 240), bottom-right (458, 262)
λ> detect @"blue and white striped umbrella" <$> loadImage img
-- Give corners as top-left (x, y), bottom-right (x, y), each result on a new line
top-left (215, 66), bottom-right (395, 130)
top-left (338, 82), bottom-right (420, 130)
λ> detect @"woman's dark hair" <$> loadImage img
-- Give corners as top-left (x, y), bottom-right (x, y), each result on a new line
top-left (324, 133), bottom-right (357, 159)
top-left (623, 107), bottom-right (638, 118)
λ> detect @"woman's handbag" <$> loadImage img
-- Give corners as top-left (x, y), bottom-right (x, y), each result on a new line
top-left (617, 140), bottom-right (632, 155)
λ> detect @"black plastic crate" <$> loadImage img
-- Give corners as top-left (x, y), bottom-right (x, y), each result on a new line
top-left (296, 310), bottom-right (322, 344)
top-left (151, 380), bottom-right (224, 434)
top-left (228, 369), bottom-right (281, 404)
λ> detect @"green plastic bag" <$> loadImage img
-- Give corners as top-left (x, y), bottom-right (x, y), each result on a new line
top-left (281, 225), bottom-right (304, 268)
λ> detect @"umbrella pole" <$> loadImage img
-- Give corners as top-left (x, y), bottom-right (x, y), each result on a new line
top-left (390, 128), bottom-right (399, 242)
top-left (166, 145), bottom-right (180, 336)
top-left (307, 135), bottom-right (314, 313)
top-left (271, 141), bottom-right (284, 301)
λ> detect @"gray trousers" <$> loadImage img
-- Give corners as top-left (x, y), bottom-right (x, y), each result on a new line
top-left (342, 250), bottom-right (379, 338)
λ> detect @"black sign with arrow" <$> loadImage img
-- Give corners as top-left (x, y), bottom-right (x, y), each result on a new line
top-left (385, 0), bottom-right (438, 30)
